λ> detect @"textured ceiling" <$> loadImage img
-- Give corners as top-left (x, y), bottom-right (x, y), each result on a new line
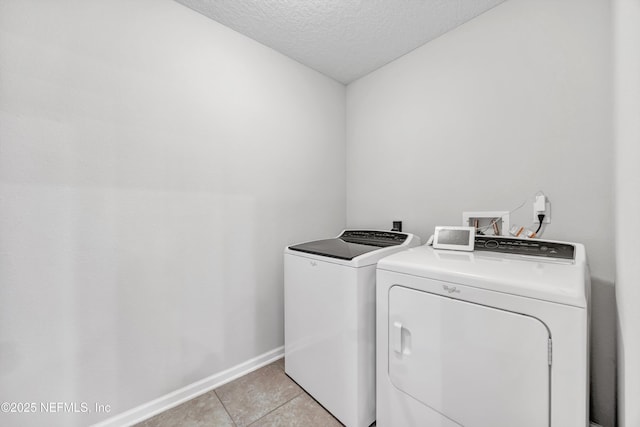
top-left (175, 0), bottom-right (506, 84)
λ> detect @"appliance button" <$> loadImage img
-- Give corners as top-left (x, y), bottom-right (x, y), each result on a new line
top-left (485, 240), bottom-right (499, 249)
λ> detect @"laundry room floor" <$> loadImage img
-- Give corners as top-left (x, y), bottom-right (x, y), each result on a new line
top-left (135, 358), bottom-right (351, 427)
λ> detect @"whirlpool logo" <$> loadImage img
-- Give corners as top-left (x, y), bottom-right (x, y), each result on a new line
top-left (443, 285), bottom-right (461, 294)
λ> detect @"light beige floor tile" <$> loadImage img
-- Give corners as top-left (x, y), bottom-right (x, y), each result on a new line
top-left (273, 357), bottom-right (285, 371)
top-left (136, 390), bottom-right (234, 427)
top-left (216, 363), bottom-right (302, 426)
top-left (249, 393), bottom-right (343, 427)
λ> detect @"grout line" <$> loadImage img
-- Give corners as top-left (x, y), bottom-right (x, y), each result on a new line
top-left (214, 363), bottom-right (294, 427)
top-left (210, 360), bottom-right (300, 427)
top-left (245, 380), bottom-right (305, 426)
top-left (245, 362), bottom-right (304, 426)
top-left (246, 391), bottom-right (304, 427)
top-left (214, 388), bottom-right (237, 427)
top-left (298, 390), bottom-right (344, 426)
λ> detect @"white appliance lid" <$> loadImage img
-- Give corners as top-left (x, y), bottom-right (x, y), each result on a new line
top-left (377, 243), bottom-right (589, 308)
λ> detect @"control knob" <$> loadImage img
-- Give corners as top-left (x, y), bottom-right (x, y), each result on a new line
top-left (485, 240), bottom-right (499, 249)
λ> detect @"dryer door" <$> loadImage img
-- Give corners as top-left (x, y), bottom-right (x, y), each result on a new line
top-left (388, 285), bottom-right (550, 427)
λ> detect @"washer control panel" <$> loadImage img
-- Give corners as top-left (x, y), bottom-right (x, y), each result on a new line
top-left (340, 230), bottom-right (408, 247)
top-left (474, 236), bottom-right (575, 260)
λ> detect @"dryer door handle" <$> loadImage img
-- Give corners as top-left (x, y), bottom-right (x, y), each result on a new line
top-left (392, 321), bottom-right (412, 355)
top-left (392, 321), bottom-right (403, 354)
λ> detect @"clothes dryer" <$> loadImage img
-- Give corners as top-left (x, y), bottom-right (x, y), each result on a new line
top-left (376, 235), bottom-right (590, 427)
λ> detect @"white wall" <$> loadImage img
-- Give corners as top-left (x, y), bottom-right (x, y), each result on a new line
top-left (0, 1), bottom-right (345, 425)
top-left (614, 1), bottom-right (640, 426)
top-left (346, 0), bottom-right (615, 425)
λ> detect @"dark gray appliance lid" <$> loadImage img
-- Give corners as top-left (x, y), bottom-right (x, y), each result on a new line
top-left (288, 230), bottom-right (408, 261)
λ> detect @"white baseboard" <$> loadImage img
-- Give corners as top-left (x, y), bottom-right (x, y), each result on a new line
top-left (92, 346), bottom-right (284, 427)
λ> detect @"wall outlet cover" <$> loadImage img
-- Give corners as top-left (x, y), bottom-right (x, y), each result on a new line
top-left (462, 211), bottom-right (510, 236)
top-left (532, 201), bottom-right (551, 224)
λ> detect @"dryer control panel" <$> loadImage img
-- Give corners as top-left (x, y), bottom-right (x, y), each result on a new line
top-left (474, 236), bottom-right (575, 260)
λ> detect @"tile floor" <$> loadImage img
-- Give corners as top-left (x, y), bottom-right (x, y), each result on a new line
top-left (136, 358), bottom-right (345, 427)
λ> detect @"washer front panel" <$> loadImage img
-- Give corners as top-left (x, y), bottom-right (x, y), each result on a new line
top-left (284, 253), bottom-right (376, 426)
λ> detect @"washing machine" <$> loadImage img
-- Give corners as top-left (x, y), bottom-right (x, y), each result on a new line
top-left (285, 230), bottom-right (420, 427)
top-left (376, 235), bottom-right (590, 427)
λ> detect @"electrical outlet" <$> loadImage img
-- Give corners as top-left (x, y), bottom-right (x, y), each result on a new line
top-left (532, 200), bottom-right (551, 224)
